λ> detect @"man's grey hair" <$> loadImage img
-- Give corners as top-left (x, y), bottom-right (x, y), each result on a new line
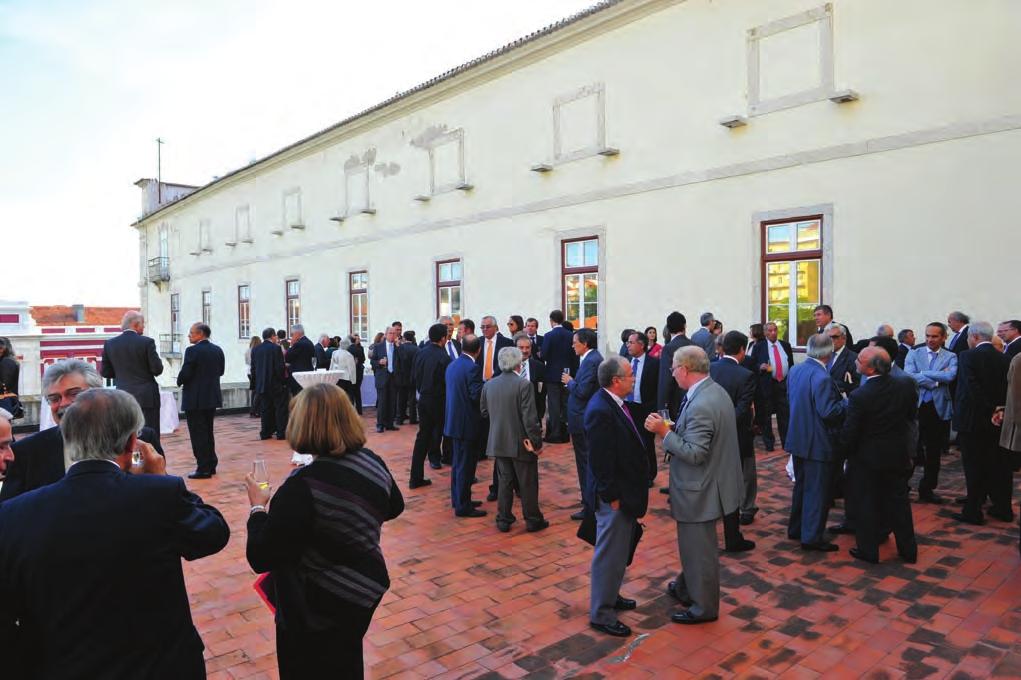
top-left (61, 390), bottom-right (143, 463)
top-left (0, 407), bottom-right (12, 421)
top-left (672, 346), bottom-right (710, 373)
top-left (291, 324), bottom-right (304, 336)
top-left (121, 310), bottom-right (143, 330)
top-left (807, 332), bottom-right (835, 361)
top-left (597, 356), bottom-right (629, 388)
top-left (437, 315), bottom-right (453, 325)
top-left (970, 321), bottom-right (995, 342)
top-left (42, 359), bottom-right (104, 392)
top-left (318, 333), bottom-right (330, 342)
top-left (700, 312), bottom-right (714, 327)
top-left (339, 337), bottom-right (352, 351)
top-left (949, 311), bottom-right (970, 324)
top-left (825, 322), bottom-right (846, 337)
top-left (875, 324), bottom-right (894, 337)
top-left (512, 331), bottom-right (530, 344)
top-left (497, 346), bottom-right (523, 372)
top-left (481, 315), bottom-right (497, 326)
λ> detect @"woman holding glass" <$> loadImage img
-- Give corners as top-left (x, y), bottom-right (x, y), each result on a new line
top-left (245, 383), bottom-right (404, 678)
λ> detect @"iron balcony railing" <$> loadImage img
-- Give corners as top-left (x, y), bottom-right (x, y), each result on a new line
top-left (147, 257), bottom-right (170, 283)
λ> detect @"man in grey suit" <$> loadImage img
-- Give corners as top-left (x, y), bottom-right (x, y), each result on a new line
top-left (100, 310), bottom-right (164, 448)
top-left (481, 347), bottom-right (547, 533)
top-left (645, 346), bottom-right (742, 624)
top-left (689, 312), bottom-right (716, 358)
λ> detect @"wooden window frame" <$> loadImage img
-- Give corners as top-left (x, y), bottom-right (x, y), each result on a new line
top-left (435, 259), bottom-right (463, 321)
top-left (238, 285), bottom-right (251, 340)
top-left (201, 290), bottom-right (212, 327)
top-left (349, 271), bottom-right (368, 342)
top-left (285, 279), bottom-right (301, 331)
top-left (561, 236), bottom-right (600, 331)
top-left (759, 214), bottom-right (824, 349)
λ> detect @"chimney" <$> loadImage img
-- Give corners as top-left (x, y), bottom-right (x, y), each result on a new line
top-left (71, 304), bottom-right (86, 323)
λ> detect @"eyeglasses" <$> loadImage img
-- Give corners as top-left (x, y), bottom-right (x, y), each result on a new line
top-left (828, 334), bottom-right (841, 340)
top-left (44, 387), bottom-right (88, 405)
top-left (480, 324), bottom-right (494, 329)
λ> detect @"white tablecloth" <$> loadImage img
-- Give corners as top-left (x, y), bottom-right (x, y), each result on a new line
top-left (39, 390), bottom-right (179, 434)
top-left (292, 370), bottom-right (342, 388)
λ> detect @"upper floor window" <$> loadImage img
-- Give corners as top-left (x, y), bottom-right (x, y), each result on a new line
top-left (562, 238), bottom-right (599, 330)
top-left (201, 290), bottom-right (212, 326)
top-left (761, 217), bottom-right (822, 347)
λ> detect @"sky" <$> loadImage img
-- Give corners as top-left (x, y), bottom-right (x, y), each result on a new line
top-left (1, 0), bottom-right (598, 306)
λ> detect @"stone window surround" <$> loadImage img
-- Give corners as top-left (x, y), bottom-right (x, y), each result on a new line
top-left (552, 82), bottom-right (609, 164)
top-left (419, 128), bottom-right (468, 196)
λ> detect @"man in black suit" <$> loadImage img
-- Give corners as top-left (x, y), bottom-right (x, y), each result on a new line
top-left (439, 315), bottom-right (461, 361)
top-left (515, 333), bottom-right (546, 425)
top-left (947, 311), bottom-right (971, 355)
top-left (839, 347), bottom-right (918, 564)
top-left (285, 324), bottom-right (316, 395)
top-left (825, 322), bottom-right (859, 395)
top-left (896, 329), bottom-right (916, 369)
top-left (348, 334), bottom-right (366, 414)
top-left (0, 360), bottom-right (165, 503)
top-left (314, 333), bottom-right (331, 370)
top-left (657, 312), bottom-right (691, 418)
top-left (251, 327), bottom-right (289, 440)
top-left (998, 320), bottom-right (1021, 360)
top-left (952, 322), bottom-right (1011, 524)
top-left (371, 326), bottom-right (401, 433)
top-left (624, 331), bottom-right (658, 481)
top-left (565, 328), bottom-right (603, 519)
top-left (525, 317), bottom-right (544, 362)
top-left (542, 310), bottom-right (574, 443)
top-left (177, 323), bottom-right (225, 479)
top-left (750, 321), bottom-right (794, 452)
top-left (711, 331), bottom-right (760, 536)
top-left (411, 324), bottom-right (451, 486)
top-left (396, 331), bottom-right (419, 425)
top-left (100, 310), bottom-right (164, 448)
top-left (0, 389), bottom-right (229, 679)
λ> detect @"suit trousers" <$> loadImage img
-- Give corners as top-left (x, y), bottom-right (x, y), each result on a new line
top-left (918, 402), bottom-right (950, 494)
top-left (674, 519), bottom-right (720, 619)
top-left (496, 457), bottom-right (543, 527)
top-left (722, 510), bottom-right (745, 549)
top-left (788, 457), bottom-right (836, 546)
top-left (755, 379), bottom-right (789, 448)
top-left (185, 409), bottom-right (217, 473)
top-left (855, 467), bottom-right (917, 562)
top-left (571, 430), bottom-right (590, 503)
top-left (397, 386), bottom-right (417, 423)
top-left (589, 501), bottom-right (635, 625)
top-left (337, 379), bottom-right (358, 411)
top-left (451, 438), bottom-right (479, 514)
top-left (259, 387), bottom-right (290, 439)
top-left (353, 373), bottom-right (364, 414)
top-left (375, 379), bottom-right (398, 428)
top-left (141, 405), bottom-right (161, 450)
top-left (545, 382), bottom-right (568, 440)
top-left (741, 455), bottom-right (758, 514)
top-left (411, 397), bottom-right (443, 483)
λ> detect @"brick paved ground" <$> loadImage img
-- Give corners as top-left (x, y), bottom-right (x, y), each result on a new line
top-left (173, 412), bottom-right (1021, 679)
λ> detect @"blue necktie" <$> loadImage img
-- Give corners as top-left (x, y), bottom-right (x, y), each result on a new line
top-left (447, 342), bottom-right (456, 359)
top-left (626, 358), bottom-right (639, 402)
top-left (922, 351), bottom-right (937, 403)
top-left (387, 343), bottom-right (394, 373)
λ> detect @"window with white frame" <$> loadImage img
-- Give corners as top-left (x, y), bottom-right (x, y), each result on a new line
top-left (562, 238), bottom-right (599, 330)
top-left (761, 217), bottom-right (823, 347)
top-left (285, 279), bottom-right (301, 331)
top-left (349, 271), bottom-right (368, 342)
top-left (201, 290), bottom-right (212, 327)
top-left (436, 260), bottom-right (462, 322)
top-left (238, 285), bottom-right (251, 339)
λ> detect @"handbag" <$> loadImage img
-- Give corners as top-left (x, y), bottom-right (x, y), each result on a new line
top-left (576, 509), bottom-right (644, 566)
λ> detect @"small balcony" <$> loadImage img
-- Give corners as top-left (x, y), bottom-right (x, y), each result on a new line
top-left (147, 257), bottom-right (170, 283)
top-left (159, 333), bottom-right (182, 357)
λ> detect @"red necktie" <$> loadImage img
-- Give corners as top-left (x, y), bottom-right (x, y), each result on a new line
top-left (772, 344), bottom-right (784, 382)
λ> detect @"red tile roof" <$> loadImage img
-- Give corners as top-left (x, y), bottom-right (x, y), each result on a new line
top-left (30, 306), bottom-right (134, 327)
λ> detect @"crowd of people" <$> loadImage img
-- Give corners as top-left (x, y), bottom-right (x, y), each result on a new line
top-left (0, 305), bottom-right (1017, 676)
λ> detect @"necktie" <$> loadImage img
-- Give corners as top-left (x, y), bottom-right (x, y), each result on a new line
top-left (484, 339), bottom-right (494, 380)
top-left (625, 358), bottom-right (639, 402)
top-left (387, 342), bottom-right (394, 373)
top-left (772, 344), bottom-right (784, 381)
top-left (447, 342), bottom-right (456, 360)
top-left (928, 351), bottom-right (938, 369)
top-left (620, 403), bottom-right (641, 440)
top-left (676, 394), bottom-right (689, 426)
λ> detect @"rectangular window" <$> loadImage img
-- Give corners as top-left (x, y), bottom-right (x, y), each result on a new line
top-left (169, 293), bottom-right (182, 354)
top-left (201, 290), bottom-right (212, 327)
top-left (436, 259), bottom-right (462, 322)
top-left (761, 216), bottom-right (822, 347)
top-left (238, 285), bottom-right (251, 339)
top-left (562, 237), bottom-right (599, 330)
top-left (285, 279), bottom-right (301, 331)
top-left (349, 271), bottom-right (368, 342)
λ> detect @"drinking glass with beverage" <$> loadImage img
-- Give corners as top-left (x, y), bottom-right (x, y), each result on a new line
top-left (252, 458), bottom-right (270, 490)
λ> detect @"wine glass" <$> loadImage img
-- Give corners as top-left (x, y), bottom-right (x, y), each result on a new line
top-left (311, 356), bottom-right (318, 371)
top-left (658, 409), bottom-right (674, 428)
top-left (252, 458), bottom-right (270, 490)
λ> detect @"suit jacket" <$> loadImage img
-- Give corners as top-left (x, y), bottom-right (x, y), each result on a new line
top-left (662, 378), bottom-right (743, 522)
top-left (521, 357), bottom-right (546, 419)
top-left (1005, 338), bottom-right (1021, 361)
top-left (657, 334), bottom-right (692, 414)
top-left (314, 343), bottom-right (330, 370)
top-left (541, 326), bottom-right (574, 382)
top-left (442, 338), bottom-right (462, 362)
top-left (690, 328), bottom-right (716, 358)
top-left (0, 461), bottom-right (229, 679)
top-left (567, 350), bottom-right (603, 433)
top-left (828, 347), bottom-right (859, 394)
top-left (953, 343), bottom-right (1009, 434)
top-left (412, 343), bottom-right (451, 400)
top-left (370, 340), bottom-right (399, 388)
top-left (785, 359), bottom-right (846, 462)
top-left (176, 339), bottom-right (224, 411)
top-left (251, 341), bottom-right (287, 395)
top-left (749, 338), bottom-right (794, 385)
top-left (349, 343), bottom-right (366, 383)
top-left (395, 342), bottom-right (419, 388)
top-left (948, 325), bottom-right (970, 355)
top-left (480, 371), bottom-right (541, 460)
top-left (839, 374), bottom-right (917, 471)
top-left (1001, 354), bottom-right (1021, 452)
top-left (583, 388), bottom-right (649, 518)
top-left (709, 357), bottom-right (757, 459)
top-left (895, 343), bottom-right (912, 369)
top-left (629, 353), bottom-right (659, 414)
top-left (0, 426), bottom-right (164, 503)
top-left (904, 346), bottom-right (957, 420)
top-left (100, 330), bottom-right (164, 408)
top-left (0, 356), bottom-right (19, 395)
top-left (527, 334), bottom-right (544, 362)
top-left (286, 336), bottom-right (316, 374)
top-left (476, 333), bottom-right (514, 379)
top-left (443, 355), bottom-right (484, 441)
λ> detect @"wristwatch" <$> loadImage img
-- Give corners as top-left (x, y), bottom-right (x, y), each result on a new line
top-left (249, 504), bottom-right (267, 516)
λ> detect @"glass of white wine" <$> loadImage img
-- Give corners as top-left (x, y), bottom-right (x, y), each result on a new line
top-left (252, 458), bottom-right (270, 490)
top-left (658, 409), bottom-right (674, 429)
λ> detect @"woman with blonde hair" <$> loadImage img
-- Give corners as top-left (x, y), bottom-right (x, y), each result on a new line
top-left (245, 383), bottom-right (404, 678)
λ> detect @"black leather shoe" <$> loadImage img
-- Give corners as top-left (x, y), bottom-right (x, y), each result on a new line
top-left (570, 510), bottom-right (586, 520)
top-left (801, 542), bottom-right (839, 552)
top-left (187, 471), bottom-right (213, 479)
top-left (724, 539), bottom-right (756, 554)
top-left (496, 522), bottom-right (511, 533)
top-left (666, 581), bottom-right (693, 607)
top-left (429, 461), bottom-right (442, 470)
top-left (275, 435), bottom-right (287, 440)
top-left (954, 497), bottom-right (967, 505)
top-left (917, 492), bottom-right (943, 504)
top-left (455, 508), bottom-right (487, 518)
top-left (526, 520), bottom-right (550, 532)
top-left (659, 487), bottom-right (670, 495)
top-left (259, 434), bottom-right (272, 440)
top-left (375, 425), bottom-right (385, 433)
top-left (739, 512), bottom-right (756, 526)
top-left (988, 510), bottom-right (1015, 522)
top-left (827, 523), bottom-right (854, 535)
top-left (849, 547), bottom-right (879, 564)
top-left (409, 479), bottom-right (432, 489)
top-left (899, 551), bottom-right (918, 564)
top-left (590, 620), bottom-right (631, 637)
top-left (385, 425), bottom-right (399, 431)
top-left (613, 596), bottom-right (637, 611)
top-left (471, 500), bottom-right (483, 507)
top-left (671, 610), bottom-right (717, 625)
top-left (951, 512), bottom-right (984, 525)
top-left (486, 492), bottom-right (498, 502)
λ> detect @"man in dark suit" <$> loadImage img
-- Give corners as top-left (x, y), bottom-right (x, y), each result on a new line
top-left (477, 316), bottom-right (514, 381)
top-left (786, 333), bottom-right (846, 551)
top-left (444, 335), bottom-right (486, 518)
top-left (439, 315), bottom-right (461, 361)
top-left (370, 326), bottom-right (401, 433)
top-left (251, 327), bottom-right (289, 440)
top-left (348, 335), bottom-right (366, 415)
top-left (0, 390), bottom-right (228, 679)
top-left (565, 328), bottom-right (603, 520)
top-left (100, 310), bottom-right (164, 448)
top-left (814, 304), bottom-right (854, 347)
top-left (396, 331), bottom-right (419, 425)
top-left (411, 324), bottom-right (451, 488)
top-left (285, 324), bottom-right (316, 395)
top-left (657, 312), bottom-right (691, 419)
top-left (1, 360), bottom-right (166, 503)
top-left (177, 322), bottom-right (225, 479)
top-left (542, 310), bottom-right (574, 443)
top-left (952, 322), bottom-right (1011, 524)
top-left (998, 320), bottom-right (1021, 360)
top-left (946, 311), bottom-right (971, 356)
top-left (314, 333), bottom-right (331, 370)
top-left (839, 347), bottom-right (918, 564)
top-left (750, 321), bottom-right (794, 452)
top-left (896, 329), bottom-right (916, 369)
top-left (624, 331), bottom-right (658, 481)
top-left (525, 317), bottom-right (544, 362)
top-left (515, 334), bottom-right (546, 425)
top-left (710, 331), bottom-right (760, 537)
top-left (825, 322), bottom-right (859, 395)
top-left (584, 357), bottom-right (648, 637)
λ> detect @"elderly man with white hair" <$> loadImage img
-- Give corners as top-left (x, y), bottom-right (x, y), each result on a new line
top-left (100, 310), bottom-right (164, 447)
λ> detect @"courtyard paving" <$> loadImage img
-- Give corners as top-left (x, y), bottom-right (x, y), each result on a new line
top-left (168, 412), bottom-right (1021, 679)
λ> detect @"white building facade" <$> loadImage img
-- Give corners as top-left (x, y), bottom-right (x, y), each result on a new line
top-left (133, 0), bottom-right (1021, 387)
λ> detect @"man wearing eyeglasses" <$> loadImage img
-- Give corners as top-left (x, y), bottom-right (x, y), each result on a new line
top-left (0, 360), bottom-right (163, 502)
